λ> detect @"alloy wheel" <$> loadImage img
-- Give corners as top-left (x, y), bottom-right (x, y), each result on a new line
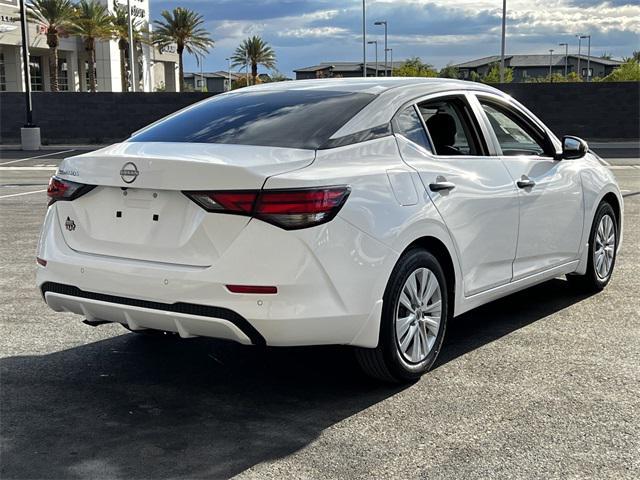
top-left (395, 267), bottom-right (442, 364)
top-left (594, 214), bottom-right (616, 280)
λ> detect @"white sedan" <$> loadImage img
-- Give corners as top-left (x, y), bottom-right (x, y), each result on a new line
top-left (37, 78), bottom-right (623, 382)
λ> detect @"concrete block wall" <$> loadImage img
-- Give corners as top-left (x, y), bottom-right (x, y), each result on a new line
top-left (1, 83), bottom-right (638, 144)
top-left (495, 82), bottom-right (639, 140)
top-left (0, 92), bottom-right (214, 144)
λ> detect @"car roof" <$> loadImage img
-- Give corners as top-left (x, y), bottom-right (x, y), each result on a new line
top-left (241, 77), bottom-right (496, 95)
top-left (226, 78), bottom-right (511, 141)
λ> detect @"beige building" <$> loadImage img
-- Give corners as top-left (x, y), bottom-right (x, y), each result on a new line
top-left (0, 0), bottom-right (179, 92)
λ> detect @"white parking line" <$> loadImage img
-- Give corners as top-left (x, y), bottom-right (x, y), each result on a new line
top-left (0, 189), bottom-right (47, 199)
top-left (0, 149), bottom-right (75, 166)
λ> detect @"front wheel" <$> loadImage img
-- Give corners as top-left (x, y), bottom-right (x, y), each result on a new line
top-left (567, 202), bottom-right (618, 292)
top-left (355, 249), bottom-right (448, 383)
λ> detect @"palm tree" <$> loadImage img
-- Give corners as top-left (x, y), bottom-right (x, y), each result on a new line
top-left (70, 0), bottom-right (113, 92)
top-left (27, 0), bottom-right (76, 92)
top-left (231, 36), bottom-right (276, 86)
top-left (153, 7), bottom-right (214, 91)
top-left (111, 4), bottom-right (143, 92)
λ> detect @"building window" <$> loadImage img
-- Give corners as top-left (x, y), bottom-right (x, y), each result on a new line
top-left (522, 69), bottom-right (528, 78)
top-left (58, 58), bottom-right (69, 91)
top-left (582, 68), bottom-right (593, 78)
top-left (461, 69), bottom-right (469, 79)
top-left (29, 56), bottom-right (43, 91)
top-left (196, 79), bottom-right (204, 88)
top-left (0, 52), bottom-right (6, 91)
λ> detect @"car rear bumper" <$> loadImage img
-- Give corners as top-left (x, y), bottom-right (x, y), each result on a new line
top-left (42, 282), bottom-right (261, 345)
top-left (36, 205), bottom-right (396, 347)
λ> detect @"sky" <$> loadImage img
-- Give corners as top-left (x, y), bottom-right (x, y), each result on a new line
top-left (152, 0), bottom-right (640, 76)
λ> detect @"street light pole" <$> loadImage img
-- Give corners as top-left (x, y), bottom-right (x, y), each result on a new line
top-left (374, 21), bottom-right (387, 76)
top-left (581, 34), bottom-right (591, 81)
top-left (225, 57), bottom-right (231, 91)
top-left (127, 0), bottom-right (136, 92)
top-left (368, 40), bottom-right (378, 76)
top-left (386, 48), bottom-right (393, 77)
top-left (246, 54), bottom-right (249, 86)
top-left (576, 34), bottom-right (582, 80)
top-left (18, 0), bottom-right (33, 126)
top-left (362, 0), bottom-right (367, 77)
top-left (549, 49), bottom-right (554, 79)
top-left (559, 42), bottom-right (568, 76)
top-left (500, 0), bottom-right (506, 83)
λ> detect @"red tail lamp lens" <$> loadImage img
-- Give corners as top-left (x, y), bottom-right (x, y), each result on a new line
top-left (184, 186), bottom-right (350, 230)
top-left (47, 176), bottom-right (95, 206)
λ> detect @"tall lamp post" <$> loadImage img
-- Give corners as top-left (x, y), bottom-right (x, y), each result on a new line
top-left (367, 40), bottom-right (378, 77)
top-left (559, 42), bottom-right (568, 76)
top-left (225, 57), bottom-right (231, 91)
top-left (385, 48), bottom-right (393, 77)
top-left (374, 20), bottom-right (387, 76)
top-left (362, 0), bottom-right (366, 77)
top-left (576, 34), bottom-right (583, 80)
top-left (580, 34), bottom-right (591, 81)
top-left (127, 0), bottom-right (136, 92)
top-left (548, 49), bottom-right (554, 77)
top-left (500, 0), bottom-right (507, 83)
top-left (19, 0), bottom-right (40, 150)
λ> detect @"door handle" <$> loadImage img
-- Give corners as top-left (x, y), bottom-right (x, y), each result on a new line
top-left (429, 181), bottom-right (456, 192)
top-left (517, 177), bottom-right (536, 189)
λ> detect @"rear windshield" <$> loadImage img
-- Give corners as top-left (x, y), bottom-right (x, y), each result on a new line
top-left (129, 89), bottom-right (376, 149)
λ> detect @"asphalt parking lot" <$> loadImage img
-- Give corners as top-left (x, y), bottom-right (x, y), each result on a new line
top-left (1, 147), bottom-right (639, 479)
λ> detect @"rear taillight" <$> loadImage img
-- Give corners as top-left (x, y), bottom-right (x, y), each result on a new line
top-left (47, 176), bottom-right (95, 206)
top-left (184, 186), bottom-right (350, 230)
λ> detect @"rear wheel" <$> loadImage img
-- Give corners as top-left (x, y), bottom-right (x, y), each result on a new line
top-left (567, 202), bottom-right (618, 292)
top-left (356, 249), bottom-right (448, 383)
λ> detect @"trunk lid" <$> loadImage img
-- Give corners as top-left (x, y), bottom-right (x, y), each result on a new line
top-left (54, 142), bottom-right (315, 266)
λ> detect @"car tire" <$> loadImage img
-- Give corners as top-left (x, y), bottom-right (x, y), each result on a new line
top-left (355, 248), bottom-right (449, 383)
top-left (567, 201), bottom-right (618, 292)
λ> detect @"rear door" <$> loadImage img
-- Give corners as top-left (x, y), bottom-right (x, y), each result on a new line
top-left (473, 94), bottom-right (584, 280)
top-left (395, 93), bottom-right (520, 297)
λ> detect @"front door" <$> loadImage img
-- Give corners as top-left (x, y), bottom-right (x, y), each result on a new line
top-left (393, 95), bottom-right (520, 297)
top-left (475, 95), bottom-right (584, 280)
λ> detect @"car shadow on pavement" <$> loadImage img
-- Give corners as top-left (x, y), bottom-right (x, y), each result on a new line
top-left (0, 278), bottom-right (593, 479)
top-left (437, 278), bottom-right (595, 367)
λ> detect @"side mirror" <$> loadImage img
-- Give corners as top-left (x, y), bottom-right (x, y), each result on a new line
top-left (561, 135), bottom-right (588, 160)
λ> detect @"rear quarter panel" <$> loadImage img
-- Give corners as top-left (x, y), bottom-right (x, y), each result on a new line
top-left (264, 136), bottom-right (463, 318)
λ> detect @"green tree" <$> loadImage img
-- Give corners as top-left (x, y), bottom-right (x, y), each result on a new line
top-left (70, 0), bottom-right (113, 92)
top-left (601, 59), bottom-right (640, 82)
top-left (231, 36), bottom-right (276, 86)
top-left (27, 0), bottom-right (76, 92)
top-left (439, 64), bottom-right (459, 79)
top-left (483, 63), bottom-right (513, 83)
top-left (153, 7), bottom-right (214, 91)
top-left (111, 4), bottom-right (144, 92)
top-left (393, 57), bottom-right (438, 77)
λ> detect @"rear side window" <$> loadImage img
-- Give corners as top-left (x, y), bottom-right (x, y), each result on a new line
top-left (417, 97), bottom-right (484, 156)
top-left (393, 106), bottom-right (432, 152)
top-left (129, 89), bottom-right (376, 150)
